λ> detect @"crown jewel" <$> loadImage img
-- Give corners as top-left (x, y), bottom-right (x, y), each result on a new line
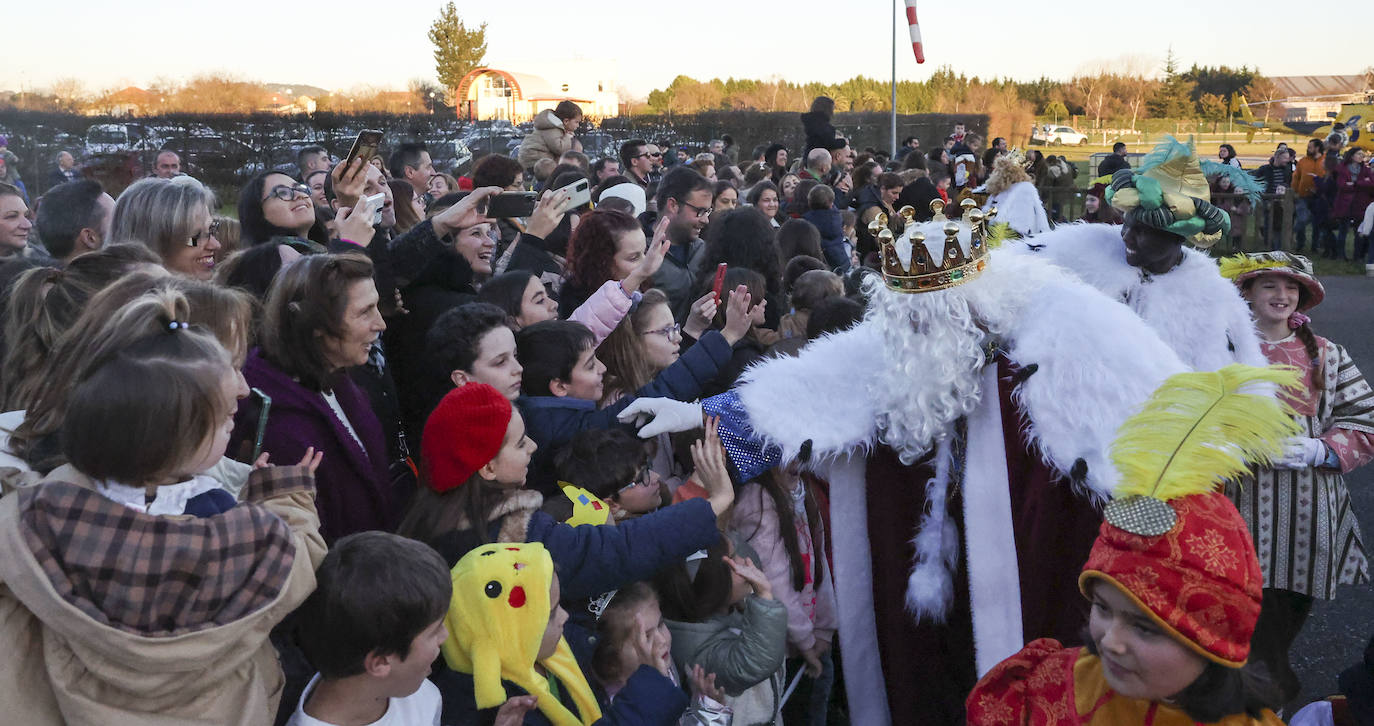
top-left (876, 199), bottom-right (996, 293)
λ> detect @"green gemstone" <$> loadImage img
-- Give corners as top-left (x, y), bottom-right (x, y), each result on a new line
top-left (950, 269), bottom-right (964, 280)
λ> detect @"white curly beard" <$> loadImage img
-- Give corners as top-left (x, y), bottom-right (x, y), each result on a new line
top-left (862, 273), bottom-right (988, 465)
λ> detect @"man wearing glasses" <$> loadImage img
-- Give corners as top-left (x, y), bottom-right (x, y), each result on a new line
top-left (652, 166), bottom-right (713, 321)
top-left (618, 138), bottom-right (658, 189)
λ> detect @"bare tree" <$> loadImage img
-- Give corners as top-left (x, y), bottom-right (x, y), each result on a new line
top-left (49, 78), bottom-right (87, 113)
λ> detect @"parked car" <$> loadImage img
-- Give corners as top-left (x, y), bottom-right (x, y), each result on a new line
top-left (462, 126), bottom-right (524, 160)
top-left (426, 137), bottom-right (475, 176)
top-left (577, 132), bottom-right (619, 161)
top-left (84, 123), bottom-right (161, 157)
top-left (159, 136), bottom-right (260, 183)
top-left (1032, 125), bottom-right (1089, 146)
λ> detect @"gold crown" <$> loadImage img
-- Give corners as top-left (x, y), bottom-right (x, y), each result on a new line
top-left (875, 198), bottom-right (997, 293)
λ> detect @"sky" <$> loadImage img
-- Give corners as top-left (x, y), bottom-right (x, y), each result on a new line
top-left (7, 1), bottom-right (1371, 99)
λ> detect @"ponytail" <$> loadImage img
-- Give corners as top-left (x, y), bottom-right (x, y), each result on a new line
top-left (0, 245), bottom-right (160, 411)
top-left (1, 266), bottom-right (66, 410)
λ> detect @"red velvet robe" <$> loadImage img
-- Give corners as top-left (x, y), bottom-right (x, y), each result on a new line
top-left (864, 356), bottom-right (1104, 724)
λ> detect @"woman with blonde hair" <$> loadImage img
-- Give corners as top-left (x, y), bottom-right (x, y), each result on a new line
top-left (111, 176), bottom-right (221, 280)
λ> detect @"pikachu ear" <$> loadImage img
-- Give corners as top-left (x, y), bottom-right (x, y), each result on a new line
top-left (471, 636), bottom-right (508, 709)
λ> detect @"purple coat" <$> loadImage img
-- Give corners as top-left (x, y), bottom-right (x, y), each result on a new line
top-left (1333, 163), bottom-right (1374, 221)
top-left (233, 349), bottom-right (393, 543)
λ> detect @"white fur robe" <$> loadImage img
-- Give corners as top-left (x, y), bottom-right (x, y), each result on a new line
top-left (731, 249), bottom-right (1187, 725)
top-left (1008, 222), bottom-right (1267, 371)
top-left (986, 180), bottom-right (1050, 237)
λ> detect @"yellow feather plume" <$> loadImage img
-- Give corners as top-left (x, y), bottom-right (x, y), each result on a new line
top-left (1217, 254), bottom-right (1287, 281)
top-left (1111, 365), bottom-right (1302, 501)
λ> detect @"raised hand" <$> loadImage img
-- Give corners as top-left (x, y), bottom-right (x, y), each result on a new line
top-left (688, 664), bottom-right (727, 703)
top-left (682, 291), bottom-right (719, 340)
top-left (621, 216), bottom-right (672, 292)
top-left (691, 416), bottom-right (734, 517)
top-left (720, 285), bottom-right (757, 345)
top-left (526, 188), bottom-right (570, 239)
top-left (330, 157), bottom-right (367, 208)
top-left (433, 186), bottom-right (502, 238)
top-left (725, 554), bottom-right (772, 599)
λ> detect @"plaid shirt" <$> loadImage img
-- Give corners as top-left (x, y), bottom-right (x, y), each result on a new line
top-left (17, 465), bottom-right (313, 637)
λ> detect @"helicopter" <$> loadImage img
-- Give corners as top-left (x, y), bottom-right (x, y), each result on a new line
top-left (1235, 91), bottom-right (1374, 151)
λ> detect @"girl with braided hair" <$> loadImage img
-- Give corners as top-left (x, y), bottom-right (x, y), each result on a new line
top-left (1221, 252), bottom-right (1374, 706)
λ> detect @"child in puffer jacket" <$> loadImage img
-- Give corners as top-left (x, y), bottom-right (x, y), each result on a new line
top-left (800, 185), bottom-right (851, 272)
top-left (654, 536), bottom-right (789, 726)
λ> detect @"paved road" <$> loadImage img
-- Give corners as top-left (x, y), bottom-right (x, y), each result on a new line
top-left (1291, 275), bottom-right (1374, 710)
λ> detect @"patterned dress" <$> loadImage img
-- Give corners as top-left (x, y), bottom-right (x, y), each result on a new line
top-left (1227, 334), bottom-right (1374, 599)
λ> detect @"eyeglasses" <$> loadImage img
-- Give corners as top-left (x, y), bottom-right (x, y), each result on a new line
top-left (617, 467), bottom-right (653, 494)
top-left (188, 219), bottom-right (221, 247)
top-left (675, 199), bottom-right (712, 219)
top-left (640, 322), bottom-right (682, 340)
top-left (263, 183), bottom-right (310, 203)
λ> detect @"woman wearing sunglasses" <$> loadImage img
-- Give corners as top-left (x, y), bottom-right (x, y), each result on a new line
top-left (237, 171), bottom-right (333, 255)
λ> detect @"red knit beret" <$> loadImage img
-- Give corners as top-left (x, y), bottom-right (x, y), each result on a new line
top-left (1079, 491), bottom-right (1263, 667)
top-left (422, 384), bottom-right (514, 493)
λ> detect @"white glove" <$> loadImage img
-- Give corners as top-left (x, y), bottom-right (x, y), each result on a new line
top-left (616, 398), bottom-right (704, 438)
top-left (1274, 436), bottom-right (1328, 470)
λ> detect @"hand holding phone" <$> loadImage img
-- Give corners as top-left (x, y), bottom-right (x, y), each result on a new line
top-left (553, 177), bottom-right (591, 209)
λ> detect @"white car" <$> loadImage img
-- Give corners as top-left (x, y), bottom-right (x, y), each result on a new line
top-left (1033, 125), bottom-right (1089, 146)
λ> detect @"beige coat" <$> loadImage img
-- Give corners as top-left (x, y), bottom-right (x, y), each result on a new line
top-left (0, 464), bottom-right (325, 725)
top-left (517, 109), bottom-right (574, 169)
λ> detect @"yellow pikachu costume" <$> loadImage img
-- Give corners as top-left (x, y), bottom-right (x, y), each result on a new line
top-left (442, 542), bottom-right (603, 726)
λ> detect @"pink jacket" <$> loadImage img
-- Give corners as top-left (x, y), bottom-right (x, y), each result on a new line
top-left (731, 479), bottom-right (838, 654)
top-left (569, 280), bottom-right (635, 346)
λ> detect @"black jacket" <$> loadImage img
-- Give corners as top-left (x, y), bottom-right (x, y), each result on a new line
top-left (801, 111), bottom-right (838, 156)
top-left (387, 247), bottom-right (478, 440)
top-left (1097, 154), bottom-right (1131, 178)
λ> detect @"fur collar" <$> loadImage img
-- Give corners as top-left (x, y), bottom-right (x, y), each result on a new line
top-left (453, 489), bottom-right (544, 543)
top-left (734, 249), bottom-right (1188, 500)
top-left (1012, 222), bottom-right (1266, 371)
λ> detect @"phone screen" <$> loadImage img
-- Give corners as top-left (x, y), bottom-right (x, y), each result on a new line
top-left (343, 130), bottom-right (383, 169)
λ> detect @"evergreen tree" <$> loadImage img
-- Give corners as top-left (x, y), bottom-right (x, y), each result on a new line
top-left (1147, 48), bottom-right (1197, 119)
top-left (429, 3), bottom-right (487, 99)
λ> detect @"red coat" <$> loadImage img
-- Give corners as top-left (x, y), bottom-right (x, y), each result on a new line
top-left (1332, 163), bottom-right (1374, 220)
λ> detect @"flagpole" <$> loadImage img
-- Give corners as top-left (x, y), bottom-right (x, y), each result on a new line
top-left (891, 0), bottom-right (897, 157)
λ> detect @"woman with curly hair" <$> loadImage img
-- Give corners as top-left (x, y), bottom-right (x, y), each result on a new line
top-left (696, 206), bottom-right (783, 329)
top-left (559, 209), bottom-right (666, 319)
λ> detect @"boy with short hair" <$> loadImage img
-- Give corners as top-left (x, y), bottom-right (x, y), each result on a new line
top-left (514, 317), bottom-right (745, 494)
top-left (801, 185), bottom-right (851, 271)
top-left (289, 531), bottom-right (452, 726)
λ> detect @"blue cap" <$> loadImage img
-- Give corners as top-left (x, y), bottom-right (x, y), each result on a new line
top-left (702, 391), bottom-right (781, 482)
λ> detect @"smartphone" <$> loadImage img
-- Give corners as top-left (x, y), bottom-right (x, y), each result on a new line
top-left (554, 177), bottom-right (591, 208)
top-left (342, 129), bottom-right (383, 170)
top-left (362, 192), bottom-right (386, 226)
top-left (487, 191), bottom-right (538, 218)
top-left (250, 387), bottom-right (273, 462)
top-left (712, 263), bottom-right (728, 304)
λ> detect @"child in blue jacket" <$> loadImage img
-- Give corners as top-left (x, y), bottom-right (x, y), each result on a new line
top-left (800, 185), bottom-right (851, 272)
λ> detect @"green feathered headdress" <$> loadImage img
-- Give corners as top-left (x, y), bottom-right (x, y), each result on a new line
top-left (1105, 136), bottom-right (1235, 249)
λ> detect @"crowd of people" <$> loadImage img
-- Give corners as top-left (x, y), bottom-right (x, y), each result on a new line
top-left (0, 93), bottom-right (1370, 726)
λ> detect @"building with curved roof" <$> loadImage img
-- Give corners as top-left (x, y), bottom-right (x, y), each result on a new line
top-left (455, 63), bottom-right (619, 122)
